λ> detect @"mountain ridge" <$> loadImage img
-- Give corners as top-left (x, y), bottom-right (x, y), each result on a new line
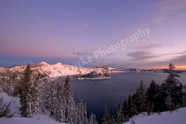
top-left (0, 62), bottom-right (124, 78)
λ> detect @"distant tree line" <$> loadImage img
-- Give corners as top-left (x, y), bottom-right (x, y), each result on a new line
top-left (103, 63), bottom-right (184, 124)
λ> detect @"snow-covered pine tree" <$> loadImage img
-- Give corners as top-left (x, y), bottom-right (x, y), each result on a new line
top-left (63, 76), bottom-right (76, 123)
top-left (31, 73), bottom-right (45, 115)
top-left (127, 95), bottom-right (136, 118)
top-left (163, 63), bottom-right (183, 109)
top-left (53, 82), bottom-right (65, 122)
top-left (122, 100), bottom-right (129, 122)
top-left (133, 80), bottom-right (146, 114)
top-left (7, 81), bottom-right (14, 96)
top-left (82, 102), bottom-right (88, 124)
top-left (7, 72), bottom-right (18, 96)
top-left (19, 64), bottom-right (44, 118)
top-left (19, 63), bottom-right (33, 117)
top-left (76, 102), bottom-right (82, 124)
top-left (76, 101), bottom-right (88, 124)
top-left (103, 104), bottom-right (112, 124)
top-left (146, 80), bottom-right (159, 113)
top-left (153, 86), bottom-right (167, 112)
top-left (0, 71), bottom-right (18, 96)
top-left (146, 102), bottom-right (153, 115)
top-left (89, 112), bottom-right (98, 124)
top-left (0, 79), bottom-right (3, 93)
top-left (164, 63), bottom-right (180, 86)
top-left (165, 94), bottom-right (172, 111)
top-left (45, 81), bottom-right (56, 117)
top-left (26, 85), bottom-right (33, 117)
top-left (44, 76), bottom-right (89, 124)
top-left (115, 104), bottom-right (123, 124)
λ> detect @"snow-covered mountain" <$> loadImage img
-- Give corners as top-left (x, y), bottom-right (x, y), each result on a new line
top-left (0, 62), bottom-right (124, 78)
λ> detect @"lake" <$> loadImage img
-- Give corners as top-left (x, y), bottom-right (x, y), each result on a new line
top-left (55, 72), bottom-right (186, 120)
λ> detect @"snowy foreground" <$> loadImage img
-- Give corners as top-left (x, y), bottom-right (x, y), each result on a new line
top-left (1, 109), bottom-right (186, 124)
top-left (124, 107), bottom-right (186, 124)
top-left (0, 117), bottom-right (66, 124)
top-left (1, 92), bottom-right (186, 124)
top-left (0, 92), bottom-right (66, 124)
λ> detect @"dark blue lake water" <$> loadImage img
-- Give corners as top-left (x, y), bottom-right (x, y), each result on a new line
top-left (56, 72), bottom-right (186, 120)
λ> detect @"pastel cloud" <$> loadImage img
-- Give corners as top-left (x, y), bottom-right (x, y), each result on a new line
top-left (154, 0), bottom-right (186, 22)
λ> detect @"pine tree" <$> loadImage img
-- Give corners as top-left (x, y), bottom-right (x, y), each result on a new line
top-left (153, 86), bottom-right (167, 112)
top-left (45, 81), bottom-right (56, 116)
top-left (163, 63), bottom-right (183, 109)
top-left (53, 83), bottom-right (65, 122)
top-left (45, 81), bottom-right (65, 121)
top-left (19, 63), bottom-right (32, 117)
top-left (127, 95), bottom-right (136, 118)
top-left (165, 94), bottom-right (172, 111)
top-left (133, 80), bottom-right (146, 114)
top-left (0, 79), bottom-right (3, 93)
top-left (165, 63), bottom-right (180, 85)
top-left (76, 101), bottom-right (88, 124)
top-left (31, 73), bottom-right (45, 115)
top-left (64, 76), bottom-right (76, 123)
top-left (103, 104), bottom-right (112, 124)
top-left (7, 72), bottom-right (18, 96)
top-left (146, 80), bottom-right (159, 113)
top-left (115, 104), bottom-right (123, 124)
top-left (147, 102), bottom-right (153, 115)
top-left (89, 112), bottom-right (98, 124)
top-left (19, 64), bottom-right (45, 117)
top-left (45, 76), bottom-right (89, 124)
top-left (121, 100), bottom-right (128, 122)
top-left (0, 72), bottom-right (18, 96)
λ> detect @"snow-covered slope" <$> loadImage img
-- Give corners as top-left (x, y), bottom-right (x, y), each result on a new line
top-left (0, 92), bottom-right (63, 123)
top-left (0, 92), bottom-right (20, 116)
top-left (124, 107), bottom-right (186, 124)
top-left (0, 118), bottom-right (65, 124)
top-left (0, 62), bottom-right (124, 78)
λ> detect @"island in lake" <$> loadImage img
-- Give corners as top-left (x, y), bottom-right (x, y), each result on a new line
top-left (77, 71), bottom-right (111, 80)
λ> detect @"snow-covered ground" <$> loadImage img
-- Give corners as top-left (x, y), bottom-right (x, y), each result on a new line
top-left (0, 92), bottom-right (20, 116)
top-left (1, 91), bottom-right (186, 124)
top-left (0, 92), bottom-right (61, 123)
top-left (124, 107), bottom-right (186, 124)
top-left (1, 107), bottom-right (186, 124)
top-left (0, 117), bottom-right (65, 124)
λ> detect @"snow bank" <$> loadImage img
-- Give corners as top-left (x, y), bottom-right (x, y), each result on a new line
top-left (0, 117), bottom-right (66, 124)
top-left (0, 92), bottom-right (20, 116)
top-left (124, 107), bottom-right (186, 124)
top-left (0, 92), bottom-right (57, 122)
top-left (33, 114), bottom-right (56, 122)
